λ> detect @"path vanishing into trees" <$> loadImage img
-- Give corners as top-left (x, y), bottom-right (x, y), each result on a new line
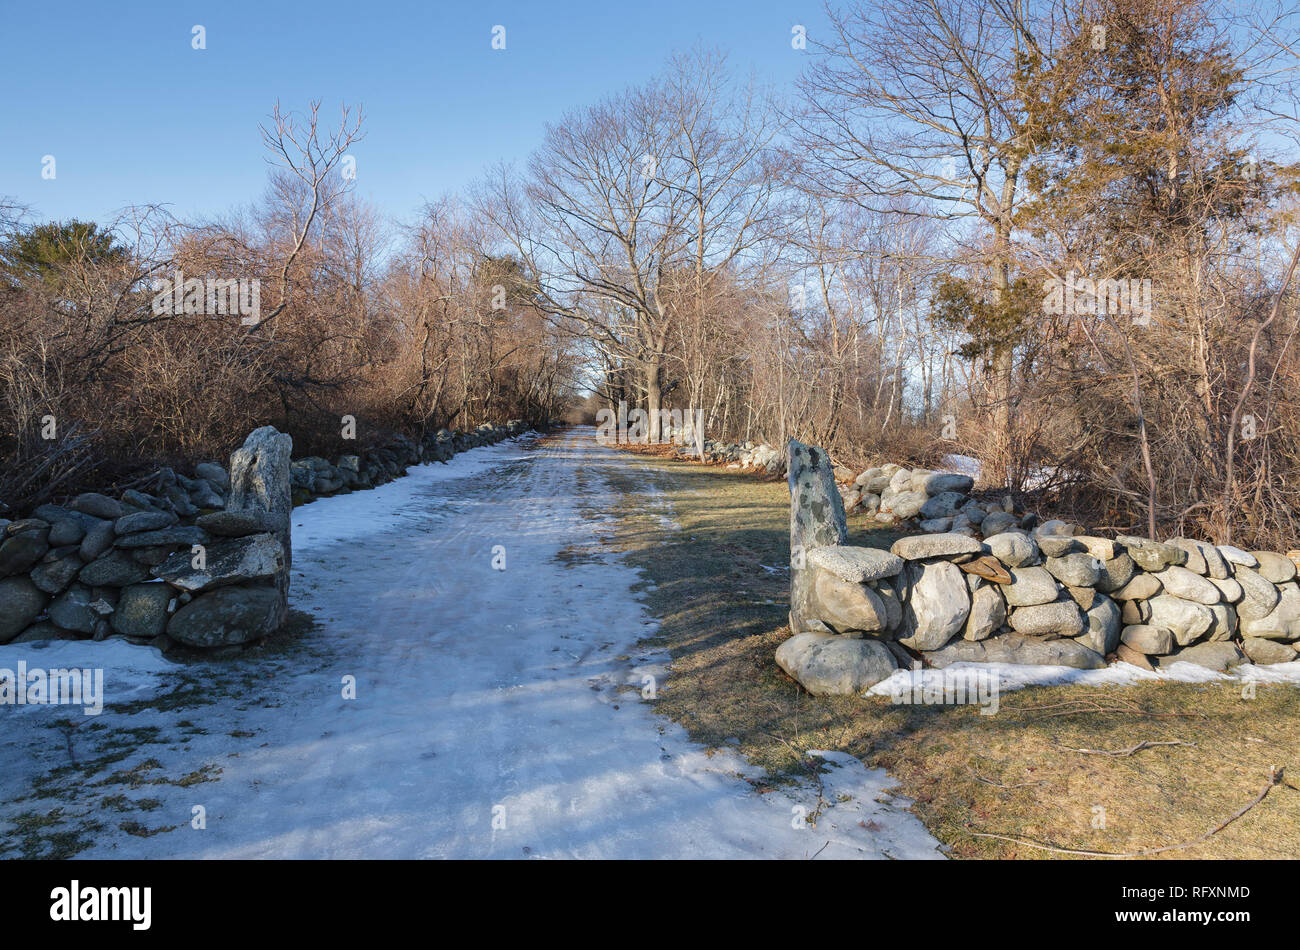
top-left (0, 429), bottom-right (942, 859)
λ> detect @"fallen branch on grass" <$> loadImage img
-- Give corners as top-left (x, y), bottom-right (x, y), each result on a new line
top-left (967, 766), bottom-right (1286, 858)
top-left (1058, 739), bottom-right (1196, 758)
top-left (1004, 696), bottom-right (1204, 721)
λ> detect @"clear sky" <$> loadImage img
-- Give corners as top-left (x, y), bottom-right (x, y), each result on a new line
top-left (1, 0), bottom-right (823, 228)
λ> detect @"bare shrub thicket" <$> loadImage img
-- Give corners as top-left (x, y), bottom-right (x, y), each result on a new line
top-left (0, 103), bottom-right (576, 515)
top-left (5, 2), bottom-right (1300, 550)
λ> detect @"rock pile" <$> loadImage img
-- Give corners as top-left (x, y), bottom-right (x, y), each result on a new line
top-left (671, 439), bottom-right (785, 474)
top-left (289, 420), bottom-right (527, 504)
top-left (837, 462), bottom-right (987, 530)
top-left (777, 443), bottom-right (1300, 696)
top-left (0, 420), bottom-right (530, 652)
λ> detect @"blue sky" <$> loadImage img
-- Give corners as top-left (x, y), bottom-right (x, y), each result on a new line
top-left (1, 0), bottom-right (822, 228)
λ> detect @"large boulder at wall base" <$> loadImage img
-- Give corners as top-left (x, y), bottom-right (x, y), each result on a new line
top-left (1156, 640), bottom-right (1248, 672)
top-left (925, 634), bottom-right (1105, 669)
top-left (166, 585), bottom-right (286, 648)
top-left (775, 632), bottom-right (898, 696)
top-left (788, 440), bottom-right (847, 634)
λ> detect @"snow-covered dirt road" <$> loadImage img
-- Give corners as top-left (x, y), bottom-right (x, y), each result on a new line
top-left (0, 428), bottom-right (943, 859)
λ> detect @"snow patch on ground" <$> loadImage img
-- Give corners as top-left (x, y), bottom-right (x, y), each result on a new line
top-left (0, 638), bottom-right (177, 712)
top-left (867, 658), bottom-right (1300, 699)
top-left (293, 434), bottom-right (536, 555)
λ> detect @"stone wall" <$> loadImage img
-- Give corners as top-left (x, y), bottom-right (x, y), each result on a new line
top-left (0, 420), bottom-right (529, 654)
top-left (670, 438), bottom-right (785, 474)
top-left (777, 443), bottom-right (1300, 696)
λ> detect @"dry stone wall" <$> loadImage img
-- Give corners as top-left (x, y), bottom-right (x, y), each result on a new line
top-left (778, 443), bottom-right (1300, 696)
top-left (0, 420), bottom-right (528, 654)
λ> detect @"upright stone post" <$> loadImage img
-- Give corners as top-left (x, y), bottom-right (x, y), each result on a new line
top-left (788, 439), bottom-right (847, 634)
top-left (227, 426), bottom-right (294, 614)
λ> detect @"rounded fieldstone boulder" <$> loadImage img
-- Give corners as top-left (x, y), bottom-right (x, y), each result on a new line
top-left (30, 551), bottom-right (84, 595)
top-left (1094, 553), bottom-right (1137, 593)
top-left (0, 576), bottom-right (50, 642)
top-left (1117, 536), bottom-right (1187, 572)
top-left (1216, 545), bottom-right (1257, 568)
top-left (69, 492), bottom-right (124, 520)
top-left (47, 518), bottom-right (87, 546)
top-left (920, 472), bottom-right (974, 495)
top-left (1206, 602), bottom-right (1237, 641)
top-left (1037, 536), bottom-right (1081, 558)
top-left (1252, 551), bottom-right (1297, 584)
top-left (1120, 624), bottom-right (1174, 655)
top-left (79, 519), bottom-right (116, 561)
top-left (194, 462), bottom-right (230, 492)
top-left (1146, 595), bottom-right (1214, 645)
top-left (48, 584), bottom-right (107, 634)
top-left (1242, 637), bottom-right (1297, 665)
top-left (1112, 572), bottom-right (1161, 600)
top-left (1074, 536), bottom-right (1117, 561)
top-left (1154, 566), bottom-right (1222, 605)
top-left (775, 632), bottom-right (898, 696)
top-left (1077, 594), bottom-right (1121, 655)
top-left (1169, 538), bottom-right (1229, 579)
top-left (113, 510), bottom-right (179, 536)
top-left (979, 511), bottom-right (1019, 536)
top-left (963, 584), bottom-right (1007, 641)
top-left (110, 583), bottom-right (174, 639)
top-left (810, 569), bottom-right (890, 634)
top-left (1003, 566), bottom-right (1061, 607)
top-left (984, 531), bottom-right (1039, 568)
top-left (898, 560), bottom-right (971, 651)
top-left (0, 529), bottom-right (50, 576)
top-left (884, 490), bottom-right (928, 520)
top-left (1210, 577), bottom-right (1243, 603)
top-left (166, 585), bottom-right (284, 648)
top-left (78, 550), bottom-right (148, 587)
top-left (1233, 566), bottom-right (1281, 621)
top-left (1044, 553), bottom-right (1103, 587)
top-left (919, 492), bottom-right (966, 520)
top-left (1239, 581), bottom-right (1300, 641)
top-left (1008, 600), bottom-right (1085, 638)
